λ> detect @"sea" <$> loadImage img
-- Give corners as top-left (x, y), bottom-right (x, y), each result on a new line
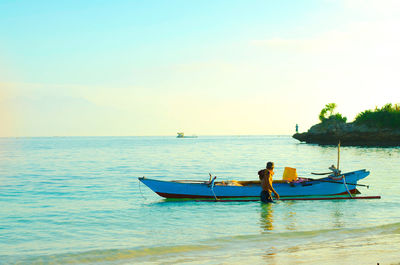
top-left (1, 136), bottom-right (399, 265)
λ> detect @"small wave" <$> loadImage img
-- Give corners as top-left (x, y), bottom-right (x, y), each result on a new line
top-left (8, 244), bottom-right (217, 265)
top-left (210, 221), bottom-right (400, 245)
top-left (8, 222), bottom-right (400, 265)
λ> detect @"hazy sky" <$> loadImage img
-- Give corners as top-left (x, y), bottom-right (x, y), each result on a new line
top-left (1, 0), bottom-right (399, 136)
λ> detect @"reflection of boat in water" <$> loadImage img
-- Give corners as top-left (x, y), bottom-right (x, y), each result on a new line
top-left (177, 132), bottom-right (198, 138)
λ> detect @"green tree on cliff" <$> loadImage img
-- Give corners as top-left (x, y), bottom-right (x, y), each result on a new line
top-left (319, 103), bottom-right (347, 123)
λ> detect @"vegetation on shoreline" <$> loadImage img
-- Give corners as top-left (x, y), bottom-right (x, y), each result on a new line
top-left (319, 103), bottom-right (400, 129)
top-left (354, 103), bottom-right (400, 129)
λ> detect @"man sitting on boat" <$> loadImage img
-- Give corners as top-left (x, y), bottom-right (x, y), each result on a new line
top-left (258, 162), bottom-right (280, 203)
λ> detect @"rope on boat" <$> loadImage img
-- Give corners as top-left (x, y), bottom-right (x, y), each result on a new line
top-left (209, 176), bottom-right (218, 201)
top-left (138, 177), bottom-right (147, 200)
top-left (342, 175), bottom-right (353, 198)
top-left (211, 185), bottom-right (218, 201)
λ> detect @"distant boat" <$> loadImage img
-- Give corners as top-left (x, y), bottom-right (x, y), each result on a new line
top-left (177, 132), bottom-right (198, 138)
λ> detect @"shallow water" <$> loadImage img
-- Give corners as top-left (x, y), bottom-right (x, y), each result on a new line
top-left (1, 136), bottom-right (399, 264)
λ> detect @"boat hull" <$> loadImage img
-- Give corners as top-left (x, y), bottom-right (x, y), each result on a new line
top-left (139, 170), bottom-right (369, 199)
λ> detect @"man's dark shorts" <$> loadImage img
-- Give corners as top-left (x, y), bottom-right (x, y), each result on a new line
top-left (260, 190), bottom-right (273, 203)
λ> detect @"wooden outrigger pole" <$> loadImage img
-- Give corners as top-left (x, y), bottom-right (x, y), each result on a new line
top-left (335, 140), bottom-right (354, 198)
top-left (337, 140), bottom-right (340, 172)
top-left (195, 195), bottom-right (381, 202)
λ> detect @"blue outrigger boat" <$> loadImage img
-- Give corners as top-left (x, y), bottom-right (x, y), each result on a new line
top-left (138, 168), bottom-right (374, 200)
top-left (140, 143), bottom-right (380, 201)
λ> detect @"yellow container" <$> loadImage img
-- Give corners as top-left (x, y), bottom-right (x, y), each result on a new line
top-left (282, 167), bottom-right (298, 182)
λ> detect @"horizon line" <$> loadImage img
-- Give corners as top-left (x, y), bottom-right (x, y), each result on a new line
top-left (0, 134), bottom-right (295, 139)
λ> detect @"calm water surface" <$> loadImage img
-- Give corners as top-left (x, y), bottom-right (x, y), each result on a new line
top-left (0, 136), bottom-right (399, 264)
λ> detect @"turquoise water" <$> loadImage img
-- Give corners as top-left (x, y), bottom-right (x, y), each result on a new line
top-left (1, 136), bottom-right (399, 264)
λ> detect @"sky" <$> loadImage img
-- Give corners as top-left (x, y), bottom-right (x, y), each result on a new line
top-left (1, 0), bottom-right (400, 137)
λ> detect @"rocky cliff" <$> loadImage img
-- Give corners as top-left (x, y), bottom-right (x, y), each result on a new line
top-left (293, 119), bottom-right (400, 146)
